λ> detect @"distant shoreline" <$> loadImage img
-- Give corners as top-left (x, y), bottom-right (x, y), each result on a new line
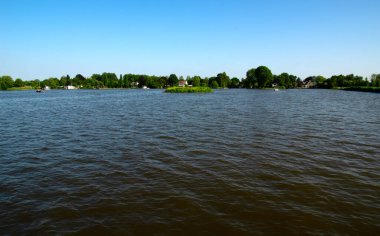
top-left (2, 67), bottom-right (380, 92)
top-left (2, 87), bottom-right (380, 93)
top-left (342, 87), bottom-right (380, 93)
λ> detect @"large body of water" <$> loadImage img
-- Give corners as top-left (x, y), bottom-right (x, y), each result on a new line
top-left (0, 89), bottom-right (379, 235)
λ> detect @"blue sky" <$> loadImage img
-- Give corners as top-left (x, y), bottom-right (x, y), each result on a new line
top-left (1, 0), bottom-right (379, 80)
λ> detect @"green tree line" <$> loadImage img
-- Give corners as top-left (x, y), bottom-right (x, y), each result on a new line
top-left (1, 67), bottom-right (379, 90)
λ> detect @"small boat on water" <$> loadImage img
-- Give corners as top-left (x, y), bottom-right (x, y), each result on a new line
top-left (36, 81), bottom-right (43, 92)
top-left (274, 88), bottom-right (279, 91)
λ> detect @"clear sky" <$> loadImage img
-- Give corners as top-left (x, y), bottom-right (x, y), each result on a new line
top-left (1, 0), bottom-right (379, 80)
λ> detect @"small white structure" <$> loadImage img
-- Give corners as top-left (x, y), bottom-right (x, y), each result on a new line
top-left (64, 85), bottom-right (76, 90)
top-left (131, 82), bottom-right (139, 88)
top-left (142, 86), bottom-right (150, 90)
top-left (43, 86), bottom-right (51, 90)
top-left (178, 80), bottom-right (188, 87)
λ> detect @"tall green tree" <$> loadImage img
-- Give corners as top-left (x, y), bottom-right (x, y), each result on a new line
top-left (186, 76), bottom-right (192, 85)
top-left (138, 75), bottom-right (148, 88)
top-left (201, 78), bottom-right (209, 87)
top-left (216, 72), bottom-right (230, 88)
top-left (14, 78), bottom-right (24, 87)
top-left (246, 68), bottom-right (256, 88)
top-left (122, 74), bottom-right (131, 88)
top-left (119, 74), bottom-right (123, 87)
top-left (168, 74), bottom-right (179, 86)
top-left (192, 76), bottom-right (201, 87)
top-left (30, 79), bottom-right (40, 89)
top-left (65, 75), bottom-right (71, 86)
top-left (275, 73), bottom-right (288, 87)
top-left (255, 66), bottom-right (273, 88)
top-left (211, 80), bottom-right (219, 88)
top-left (371, 74), bottom-right (380, 87)
top-left (101, 72), bottom-right (118, 88)
top-left (230, 77), bottom-right (240, 88)
top-left (73, 74), bottom-right (86, 87)
top-left (315, 76), bottom-right (326, 88)
top-left (0, 76), bottom-right (14, 90)
top-left (43, 77), bottom-right (60, 89)
top-left (278, 74), bottom-right (298, 88)
top-left (296, 78), bottom-right (303, 87)
top-left (82, 78), bottom-right (98, 88)
top-left (159, 76), bottom-right (168, 88)
top-left (91, 74), bottom-right (102, 81)
top-left (288, 75), bottom-right (298, 88)
top-left (209, 77), bottom-right (219, 88)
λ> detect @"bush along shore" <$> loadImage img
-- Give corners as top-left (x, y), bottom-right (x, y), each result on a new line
top-left (343, 87), bottom-right (380, 93)
top-left (1, 66), bottom-right (380, 92)
top-left (165, 86), bottom-right (213, 93)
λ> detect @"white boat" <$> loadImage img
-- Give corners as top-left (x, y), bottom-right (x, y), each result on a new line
top-left (142, 86), bottom-right (150, 90)
top-left (274, 88), bottom-right (279, 91)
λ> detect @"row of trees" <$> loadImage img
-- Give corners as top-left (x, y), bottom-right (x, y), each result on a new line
top-left (1, 67), bottom-right (380, 90)
top-left (303, 74), bottom-right (378, 88)
top-left (0, 72), bottom-right (237, 90)
top-left (242, 66), bottom-right (380, 89)
top-left (242, 66), bottom-right (300, 88)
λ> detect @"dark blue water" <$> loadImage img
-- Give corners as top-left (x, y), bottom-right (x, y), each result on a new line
top-left (0, 89), bottom-right (379, 235)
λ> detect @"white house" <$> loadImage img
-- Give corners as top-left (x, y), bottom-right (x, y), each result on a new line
top-left (302, 80), bottom-right (315, 88)
top-left (64, 85), bottom-right (77, 90)
top-left (178, 80), bottom-right (188, 87)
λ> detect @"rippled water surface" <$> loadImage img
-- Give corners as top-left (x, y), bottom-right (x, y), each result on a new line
top-left (0, 89), bottom-right (379, 235)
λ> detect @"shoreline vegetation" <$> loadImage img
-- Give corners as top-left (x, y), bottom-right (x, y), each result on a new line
top-left (6, 86), bottom-right (34, 91)
top-left (343, 87), bottom-right (380, 93)
top-left (1, 66), bottom-right (380, 93)
top-left (165, 87), bottom-right (213, 93)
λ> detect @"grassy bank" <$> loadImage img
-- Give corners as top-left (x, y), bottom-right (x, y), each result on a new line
top-left (165, 87), bottom-right (213, 93)
top-left (343, 87), bottom-right (380, 93)
top-left (7, 86), bottom-right (34, 91)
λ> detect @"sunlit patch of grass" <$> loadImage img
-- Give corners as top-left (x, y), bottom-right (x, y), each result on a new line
top-left (7, 86), bottom-right (34, 91)
top-left (165, 87), bottom-right (213, 93)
